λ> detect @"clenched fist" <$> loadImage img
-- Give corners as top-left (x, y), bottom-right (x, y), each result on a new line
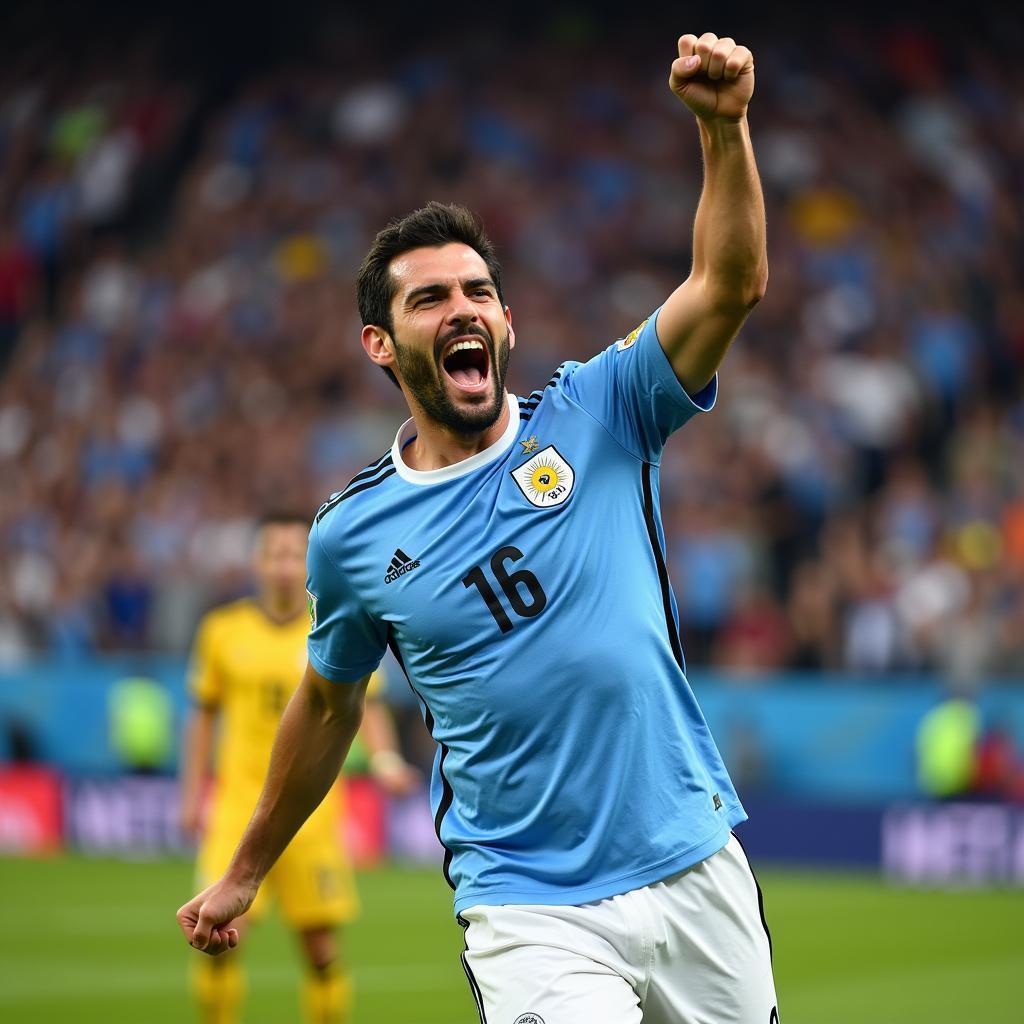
top-left (177, 876), bottom-right (257, 956)
top-left (670, 33), bottom-right (755, 123)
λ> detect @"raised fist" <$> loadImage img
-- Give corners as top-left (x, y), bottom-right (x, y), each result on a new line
top-left (670, 33), bottom-right (755, 123)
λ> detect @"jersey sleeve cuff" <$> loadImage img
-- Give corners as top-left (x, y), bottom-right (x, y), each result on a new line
top-left (647, 305), bottom-right (720, 415)
top-left (307, 645), bottom-right (378, 684)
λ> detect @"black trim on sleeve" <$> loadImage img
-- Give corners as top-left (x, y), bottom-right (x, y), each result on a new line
top-left (386, 627), bottom-right (457, 891)
top-left (641, 462), bottom-right (684, 670)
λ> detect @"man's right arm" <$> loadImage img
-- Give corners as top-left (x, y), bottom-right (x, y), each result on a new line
top-left (176, 662), bottom-right (368, 955)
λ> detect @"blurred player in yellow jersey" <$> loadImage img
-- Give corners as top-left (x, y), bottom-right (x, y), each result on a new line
top-left (179, 511), bottom-right (417, 1024)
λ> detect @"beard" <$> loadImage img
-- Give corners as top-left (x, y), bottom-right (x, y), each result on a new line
top-left (392, 323), bottom-right (511, 436)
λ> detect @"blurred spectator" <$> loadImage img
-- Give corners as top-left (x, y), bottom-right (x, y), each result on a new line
top-left (0, 223), bottom-right (37, 369)
top-left (0, 11), bottom-right (1021, 682)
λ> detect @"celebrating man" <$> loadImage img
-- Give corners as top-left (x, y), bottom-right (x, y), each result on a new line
top-left (178, 32), bottom-right (777, 1022)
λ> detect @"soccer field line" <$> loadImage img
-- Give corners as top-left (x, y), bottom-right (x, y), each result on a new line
top-left (0, 962), bottom-right (464, 1003)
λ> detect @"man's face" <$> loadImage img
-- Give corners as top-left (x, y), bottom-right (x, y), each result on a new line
top-left (254, 523), bottom-right (308, 604)
top-left (382, 243), bottom-right (514, 435)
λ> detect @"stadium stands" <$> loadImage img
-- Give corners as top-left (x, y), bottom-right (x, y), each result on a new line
top-left (1, 11), bottom-right (1021, 678)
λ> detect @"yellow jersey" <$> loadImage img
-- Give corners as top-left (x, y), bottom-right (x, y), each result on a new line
top-left (189, 598), bottom-right (383, 799)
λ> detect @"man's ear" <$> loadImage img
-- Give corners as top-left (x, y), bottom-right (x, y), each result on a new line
top-left (504, 305), bottom-right (516, 351)
top-left (361, 324), bottom-right (397, 374)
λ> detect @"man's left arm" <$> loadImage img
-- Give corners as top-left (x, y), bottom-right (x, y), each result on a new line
top-left (657, 32), bottom-right (767, 395)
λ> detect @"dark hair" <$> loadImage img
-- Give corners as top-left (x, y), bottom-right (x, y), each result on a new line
top-left (258, 510), bottom-right (311, 531)
top-left (356, 201), bottom-right (505, 387)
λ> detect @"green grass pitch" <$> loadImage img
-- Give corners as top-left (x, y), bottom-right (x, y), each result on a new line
top-left (0, 855), bottom-right (1019, 1022)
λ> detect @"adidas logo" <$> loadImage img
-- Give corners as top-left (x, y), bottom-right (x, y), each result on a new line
top-left (384, 548), bottom-right (421, 584)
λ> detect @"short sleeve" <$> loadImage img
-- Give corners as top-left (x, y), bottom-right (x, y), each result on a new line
top-left (188, 615), bottom-right (224, 708)
top-left (560, 305), bottom-right (717, 463)
top-left (306, 516), bottom-right (386, 683)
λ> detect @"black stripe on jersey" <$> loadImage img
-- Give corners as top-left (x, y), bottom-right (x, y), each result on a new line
top-left (344, 451), bottom-right (395, 489)
top-left (520, 368), bottom-right (565, 410)
top-left (387, 628), bottom-right (457, 891)
top-left (731, 830), bottom-right (774, 963)
top-left (518, 364), bottom-right (567, 423)
top-left (315, 452), bottom-right (395, 521)
top-left (641, 462), bottom-right (685, 670)
top-left (315, 492), bottom-right (344, 523)
top-left (367, 447), bottom-right (395, 471)
top-left (338, 465), bottom-right (397, 503)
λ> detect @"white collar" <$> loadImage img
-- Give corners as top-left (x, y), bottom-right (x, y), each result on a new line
top-left (391, 392), bottom-right (520, 486)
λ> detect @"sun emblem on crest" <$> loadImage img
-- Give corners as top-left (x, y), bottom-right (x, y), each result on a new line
top-left (511, 445), bottom-right (575, 508)
top-left (528, 460), bottom-right (561, 497)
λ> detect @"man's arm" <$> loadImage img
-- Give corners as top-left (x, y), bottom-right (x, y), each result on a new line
top-left (656, 32), bottom-right (767, 395)
top-left (179, 704), bottom-right (217, 838)
top-left (176, 662), bottom-right (368, 955)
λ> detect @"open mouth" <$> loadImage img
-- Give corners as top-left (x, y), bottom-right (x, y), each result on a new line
top-left (440, 335), bottom-right (491, 394)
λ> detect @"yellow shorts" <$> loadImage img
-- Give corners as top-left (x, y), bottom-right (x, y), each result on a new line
top-left (197, 787), bottom-right (358, 930)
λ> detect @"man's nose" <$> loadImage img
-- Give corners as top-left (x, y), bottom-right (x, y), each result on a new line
top-left (444, 291), bottom-right (479, 325)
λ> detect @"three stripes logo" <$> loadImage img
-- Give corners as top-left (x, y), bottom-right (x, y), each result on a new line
top-left (384, 548), bottom-right (421, 584)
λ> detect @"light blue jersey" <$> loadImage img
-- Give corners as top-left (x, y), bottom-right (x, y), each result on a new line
top-left (307, 306), bottom-right (746, 916)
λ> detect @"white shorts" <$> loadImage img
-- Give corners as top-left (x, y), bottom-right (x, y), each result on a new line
top-left (459, 834), bottom-right (778, 1024)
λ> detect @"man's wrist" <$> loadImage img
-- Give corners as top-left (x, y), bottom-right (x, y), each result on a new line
top-left (697, 113), bottom-right (749, 134)
top-left (224, 855), bottom-right (264, 893)
top-left (225, 818), bottom-right (274, 889)
top-left (696, 115), bottom-right (751, 150)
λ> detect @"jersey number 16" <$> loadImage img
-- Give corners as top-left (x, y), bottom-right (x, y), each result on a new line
top-left (462, 545), bottom-right (547, 635)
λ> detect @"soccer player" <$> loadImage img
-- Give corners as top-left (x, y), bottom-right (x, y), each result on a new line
top-left (179, 511), bottom-right (417, 1024)
top-left (178, 33), bottom-right (777, 1022)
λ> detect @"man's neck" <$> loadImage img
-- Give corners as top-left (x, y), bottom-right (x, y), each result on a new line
top-left (402, 392), bottom-right (511, 472)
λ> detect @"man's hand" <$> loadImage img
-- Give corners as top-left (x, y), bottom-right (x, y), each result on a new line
top-left (176, 877), bottom-right (256, 956)
top-left (670, 33), bottom-right (755, 123)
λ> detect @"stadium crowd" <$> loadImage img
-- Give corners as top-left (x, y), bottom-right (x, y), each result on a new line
top-left (1, 14), bottom-right (1022, 679)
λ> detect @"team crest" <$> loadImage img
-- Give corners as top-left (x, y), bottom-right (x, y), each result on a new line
top-left (306, 588), bottom-right (318, 629)
top-left (514, 1015), bottom-right (545, 1024)
top-left (511, 445), bottom-right (575, 508)
top-left (617, 316), bottom-right (648, 351)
